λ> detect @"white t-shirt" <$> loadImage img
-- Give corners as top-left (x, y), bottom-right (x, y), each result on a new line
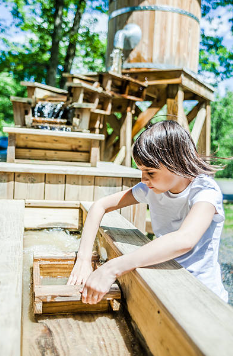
top-left (132, 174), bottom-right (228, 302)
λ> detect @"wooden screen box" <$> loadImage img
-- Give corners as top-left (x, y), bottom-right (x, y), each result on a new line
top-left (33, 252), bottom-right (121, 315)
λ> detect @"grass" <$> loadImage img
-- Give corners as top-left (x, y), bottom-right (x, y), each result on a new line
top-left (223, 202), bottom-right (233, 232)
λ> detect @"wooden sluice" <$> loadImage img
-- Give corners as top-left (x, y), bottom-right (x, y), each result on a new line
top-left (1, 199), bottom-right (233, 356)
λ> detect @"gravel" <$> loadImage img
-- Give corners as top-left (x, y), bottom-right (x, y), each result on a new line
top-left (219, 231), bottom-right (233, 306)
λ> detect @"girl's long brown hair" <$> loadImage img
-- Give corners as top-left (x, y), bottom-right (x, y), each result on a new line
top-left (133, 120), bottom-right (217, 178)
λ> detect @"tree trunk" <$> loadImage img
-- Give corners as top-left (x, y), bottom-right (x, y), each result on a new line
top-left (60, 0), bottom-right (87, 89)
top-left (46, 0), bottom-right (65, 87)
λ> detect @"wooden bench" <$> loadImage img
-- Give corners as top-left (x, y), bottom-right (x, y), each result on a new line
top-left (4, 127), bottom-right (104, 167)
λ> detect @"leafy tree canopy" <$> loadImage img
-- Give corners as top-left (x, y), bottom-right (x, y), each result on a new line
top-left (200, 0), bottom-right (233, 83)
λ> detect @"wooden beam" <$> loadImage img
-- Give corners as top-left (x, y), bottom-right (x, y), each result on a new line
top-left (191, 103), bottom-right (207, 146)
top-left (81, 202), bottom-right (233, 356)
top-left (146, 77), bottom-right (182, 86)
top-left (187, 101), bottom-right (204, 123)
top-left (132, 92), bottom-right (166, 138)
top-left (113, 146), bottom-right (126, 165)
top-left (0, 200), bottom-right (25, 356)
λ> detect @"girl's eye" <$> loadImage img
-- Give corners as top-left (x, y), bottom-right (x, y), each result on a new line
top-left (148, 172), bottom-right (154, 176)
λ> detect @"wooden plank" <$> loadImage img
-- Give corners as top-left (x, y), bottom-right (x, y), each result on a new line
top-left (65, 175), bottom-right (94, 201)
top-left (25, 199), bottom-right (80, 207)
top-left (20, 81), bottom-right (68, 94)
top-left (24, 207), bottom-right (79, 229)
top-left (7, 133), bottom-right (16, 163)
top-left (132, 92), bottom-right (166, 138)
top-left (0, 172), bottom-right (14, 198)
top-left (3, 127), bottom-right (105, 141)
top-left (81, 202), bottom-right (233, 356)
top-left (94, 177), bottom-right (122, 200)
top-left (16, 134), bottom-right (91, 152)
top-left (14, 173), bottom-right (45, 199)
top-left (45, 174), bottom-right (65, 200)
top-left (0, 200), bottom-right (24, 356)
top-left (181, 74), bottom-right (214, 101)
top-left (15, 148), bottom-right (90, 162)
top-left (191, 103), bottom-right (207, 145)
top-left (0, 161), bottom-right (142, 178)
top-left (10, 95), bottom-right (33, 104)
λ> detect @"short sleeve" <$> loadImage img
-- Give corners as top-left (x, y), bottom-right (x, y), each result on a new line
top-left (131, 182), bottom-right (149, 204)
top-left (189, 176), bottom-right (225, 223)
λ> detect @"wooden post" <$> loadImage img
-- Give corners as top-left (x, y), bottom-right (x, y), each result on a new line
top-left (198, 101), bottom-right (211, 156)
top-left (90, 140), bottom-right (100, 167)
top-left (167, 85), bottom-right (190, 131)
top-left (7, 133), bottom-right (16, 163)
top-left (120, 103), bottom-right (133, 167)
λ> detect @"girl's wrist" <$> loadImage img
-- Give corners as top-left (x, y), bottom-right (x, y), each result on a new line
top-left (106, 255), bottom-right (136, 279)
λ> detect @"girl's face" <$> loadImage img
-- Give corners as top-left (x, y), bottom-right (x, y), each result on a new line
top-left (138, 164), bottom-right (192, 194)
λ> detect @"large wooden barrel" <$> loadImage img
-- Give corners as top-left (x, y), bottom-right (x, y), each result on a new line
top-left (107, 0), bottom-right (201, 73)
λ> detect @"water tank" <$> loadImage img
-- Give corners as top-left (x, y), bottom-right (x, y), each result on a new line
top-left (107, 0), bottom-right (201, 73)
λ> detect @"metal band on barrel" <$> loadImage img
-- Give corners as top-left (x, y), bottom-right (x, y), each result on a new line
top-left (109, 5), bottom-right (200, 24)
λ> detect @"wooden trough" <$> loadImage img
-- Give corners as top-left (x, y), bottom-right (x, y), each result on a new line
top-left (1, 199), bottom-right (233, 356)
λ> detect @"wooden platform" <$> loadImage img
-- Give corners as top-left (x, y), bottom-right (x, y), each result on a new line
top-left (0, 161), bottom-right (146, 233)
top-left (4, 127), bottom-right (104, 167)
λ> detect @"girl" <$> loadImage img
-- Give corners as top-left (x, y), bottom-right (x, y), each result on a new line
top-left (67, 120), bottom-right (228, 304)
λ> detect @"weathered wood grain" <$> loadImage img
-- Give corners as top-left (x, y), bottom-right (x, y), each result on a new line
top-left (81, 201), bottom-right (233, 356)
top-left (0, 200), bottom-right (24, 356)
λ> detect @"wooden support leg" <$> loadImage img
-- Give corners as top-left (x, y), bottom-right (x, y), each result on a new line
top-left (100, 116), bottom-right (107, 161)
top-left (197, 101), bottom-right (211, 156)
top-left (191, 103), bottom-right (207, 147)
top-left (79, 108), bottom-right (91, 130)
top-left (90, 140), bottom-right (100, 167)
top-left (167, 85), bottom-right (190, 132)
top-left (120, 103), bottom-right (133, 167)
top-left (7, 133), bottom-right (16, 163)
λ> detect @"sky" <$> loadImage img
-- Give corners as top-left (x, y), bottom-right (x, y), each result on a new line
top-left (0, 2), bottom-right (232, 95)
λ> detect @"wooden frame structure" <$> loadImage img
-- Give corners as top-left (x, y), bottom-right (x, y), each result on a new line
top-left (33, 253), bottom-right (121, 314)
top-left (4, 127), bottom-right (104, 167)
top-left (1, 199), bottom-right (233, 356)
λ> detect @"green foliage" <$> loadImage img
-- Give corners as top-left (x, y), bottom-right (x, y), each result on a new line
top-left (0, 0), bottom-right (107, 84)
top-left (211, 91), bottom-right (233, 178)
top-left (0, 72), bottom-right (25, 135)
top-left (200, 0), bottom-right (233, 83)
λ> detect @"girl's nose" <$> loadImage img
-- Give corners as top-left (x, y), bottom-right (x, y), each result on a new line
top-left (141, 173), bottom-right (149, 184)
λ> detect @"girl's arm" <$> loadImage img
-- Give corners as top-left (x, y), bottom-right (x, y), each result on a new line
top-left (67, 188), bottom-right (139, 285)
top-left (81, 201), bottom-right (216, 304)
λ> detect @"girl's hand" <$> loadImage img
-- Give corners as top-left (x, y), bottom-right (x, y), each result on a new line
top-left (82, 262), bottom-right (117, 304)
top-left (67, 258), bottom-right (93, 288)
